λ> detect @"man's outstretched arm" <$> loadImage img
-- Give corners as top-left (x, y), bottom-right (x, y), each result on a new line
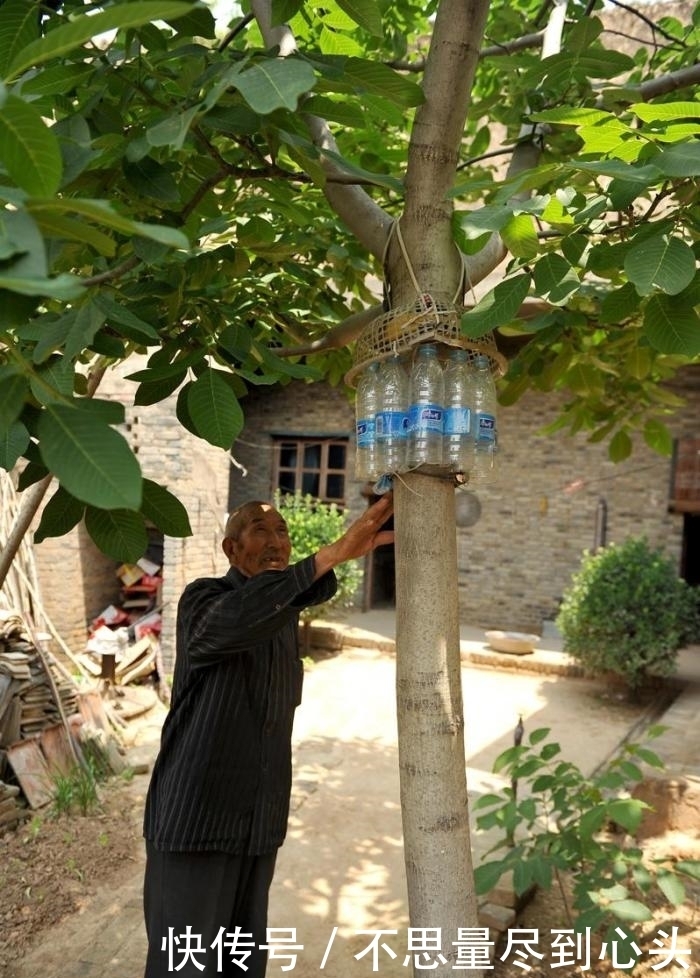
top-left (313, 493), bottom-right (394, 580)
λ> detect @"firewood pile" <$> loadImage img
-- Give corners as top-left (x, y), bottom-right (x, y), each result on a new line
top-left (0, 613), bottom-right (78, 740)
top-left (0, 611), bottom-right (85, 827)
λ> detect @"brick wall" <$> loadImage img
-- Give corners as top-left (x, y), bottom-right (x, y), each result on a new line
top-left (33, 359), bottom-right (231, 673)
top-left (31, 364), bottom-right (699, 668)
top-left (228, 382), bottom-right (364, 521)
top-left (458, 389), bottom-right (689, 631)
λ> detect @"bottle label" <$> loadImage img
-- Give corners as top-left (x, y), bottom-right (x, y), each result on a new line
top-left (476, 413), bottom-right (496, 444)
top-left (356, 418), bottom-right (375, 448)
top-left (376, 411), bottom-right (408, 439)
top-left (444, 406), bottom-right (471, 436)
top-left (408, 404), bottom-right (443, 433)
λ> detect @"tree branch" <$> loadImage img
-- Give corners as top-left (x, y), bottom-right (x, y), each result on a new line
top-left (272, 303), bottom-right (385, 357)
top-left (393, 0), bottom-right (491, 301)
top-left (632, 61), bottom-right (700, 102)
top-left (249, 0), bottom-right (393, 260)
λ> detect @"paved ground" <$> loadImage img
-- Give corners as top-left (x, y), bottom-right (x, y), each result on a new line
top-left (7, 613), bottom-right (700, 978)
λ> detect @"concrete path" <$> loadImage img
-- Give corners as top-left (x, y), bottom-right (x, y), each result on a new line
top-left (7, 613), bottom-right (700, 978)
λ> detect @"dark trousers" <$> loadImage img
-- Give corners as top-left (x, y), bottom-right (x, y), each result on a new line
top-left (144, 843), bottom-right (277, 978)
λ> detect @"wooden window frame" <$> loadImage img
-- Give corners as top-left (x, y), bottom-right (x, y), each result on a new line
top-left (272, 436), bottom-right (348, 504)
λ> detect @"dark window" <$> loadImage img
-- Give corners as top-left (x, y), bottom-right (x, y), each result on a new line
top-left (273, 438), bottom-right (348, 503)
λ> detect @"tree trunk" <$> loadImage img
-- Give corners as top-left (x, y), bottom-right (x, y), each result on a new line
top-left (395, 472), bottom-right (481, 977)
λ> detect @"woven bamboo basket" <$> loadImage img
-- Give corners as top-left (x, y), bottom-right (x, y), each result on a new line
top-left (345, 292), bottom-right (507, 388)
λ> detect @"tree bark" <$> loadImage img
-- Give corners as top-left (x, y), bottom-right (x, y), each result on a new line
top-left (395, 472), bottom-right (478, 975)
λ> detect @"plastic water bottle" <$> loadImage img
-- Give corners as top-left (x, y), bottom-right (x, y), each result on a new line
top-left (406, 343), bottom-right (444, 468)
top-left (471, 353), bottom-right (498, 484)
top-left (355, 361), bottom-right (380, 481)
top-left (376, 354), bottom-right (409, 474)
top-left (443, 347), bottom-right (475, 475)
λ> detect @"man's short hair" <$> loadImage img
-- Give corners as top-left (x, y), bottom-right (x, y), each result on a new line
top-left (224, 501), bottom-right (271, 541)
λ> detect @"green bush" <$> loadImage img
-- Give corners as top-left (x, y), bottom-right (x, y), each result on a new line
top-left (556, 537), bottom-right (699, 692)
top-left (274, 491), bottom-right (363, 627)
top-left (474, 725), bottom-right (700, 949)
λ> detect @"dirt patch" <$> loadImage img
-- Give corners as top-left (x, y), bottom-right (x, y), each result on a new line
top-left (2, 774), bottom-right (699, 977)
top-left (491, 834), bottom-right (700, 976)
top-left (0, 771), bottom-right (144, 975)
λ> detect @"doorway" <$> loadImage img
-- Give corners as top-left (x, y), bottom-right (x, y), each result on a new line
top-left (361, 489), bottom-right (396, 610)
top-left (681, 513), bottom-right (700, 587)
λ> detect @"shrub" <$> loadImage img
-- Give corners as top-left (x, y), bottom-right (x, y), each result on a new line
top-left (274, 490), bottom-right (363, 630)
top-left (474, 726), bottom-right (700, 952)
top-left (556, 537), bottom-right (699, 692)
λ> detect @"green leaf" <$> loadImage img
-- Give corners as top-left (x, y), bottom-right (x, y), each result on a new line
top-left (37, 403), bottom-right (142, 510)
top-left (632, 746), bottom-right (664, 769)
top-left (643, 419), bottom-right (673, 456)
top-left (474, 861), bottom-right (507, 895)
top-left (0, 94), bottom-right (62, 196)
top-left (32, 213), bottom-right (116, 258)
top-left (342, 57), bottom-right (424, 107)
top-left (306, 143), bottom-right (404, 192)
top-left (134, 373), bottom-right (185, 406)
top-left (565, 363), bottom-right (604, 397)
top-left (17, 460), bottom-right (49, 489)
top-left (624, 235), bottom-right (696, 296)
top-left (187, 368), bottom-right (245, 448)
top-left (84, 507), bottom-right (148, 562)
top-left (513, 859), bottom-right (534, 896)
top-left (533, 254), bottom-right (580, 304)
top-left (618, 760), bottom-right (644, 782)
top-left (625, 346), bottom-right (652, 380)
top-left (529, 106), bottom-right (610, 126)
top-left (234, 59), bottom-right (316, 114)
top-left (0, 370), bottom-right (28, 432)
top-left (93, 294), bottom-right (160, 344)
top-left (271, 0), bottom-right (304, 25)
top-left (501, 214), bottom-right (538, 260)
top-left (656, 871), bottom-right (685, 906)
top-left (28, 199), bottom-right (189, 250)
top-left (643, 296), bottom-right (700, 357)
top-left (0, 271), bottom-right (83, 301)
top-left (632, 101), bottom-right (700, 123)
top-left (141, 478), bottom-right (192, 537)
top-left (599, 283), bottom-right (640, 326)
top-left (5, 2), bottom-right (194, 79)
top-left (461, 275), bottom-right (531, 338)
top-left (609, 429), bottom-right (632, 463)
top-left (473, 793), bottom-right (506, 810)
top-left (123, 157), bottom-right (180, 204)
top-left (529, 728), bottom-right (551, 745)
top-left (0, 0), bottom-right (39, 77)
top-left (29, 356), bottom-right (74, 403)
top-left (34, 486), bottom-right (85, 543)
top-left (302, 95), bottom-right (365, 128)
top-left (676, 860), bottom-right (700, 882)
top-left (650, 141), bottom-right (700, 178)
top-left (336, 0), bottom-right (383, 36)
top-left (20, 63), bottom-right (94, 97)
top-left (64, 302), bottom-right (107, 360)
top-left (146, 106), bottom-right (200, 150)
top-left (0, 420), bottom-right (30, 470)
top-left (606, 798), bottom-right (645, 834)
top-left (608, 899), bottom-right (653, 923)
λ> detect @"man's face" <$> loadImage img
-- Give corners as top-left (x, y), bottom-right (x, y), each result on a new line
top-left (224, 504), bottom-right (292, 577)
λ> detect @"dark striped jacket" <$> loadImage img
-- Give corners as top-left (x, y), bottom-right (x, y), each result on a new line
top-left (143, 556), bottom-right (337, 854)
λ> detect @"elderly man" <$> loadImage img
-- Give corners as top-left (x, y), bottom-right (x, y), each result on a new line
top-left (142, 493), bottom-right (394, 978)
